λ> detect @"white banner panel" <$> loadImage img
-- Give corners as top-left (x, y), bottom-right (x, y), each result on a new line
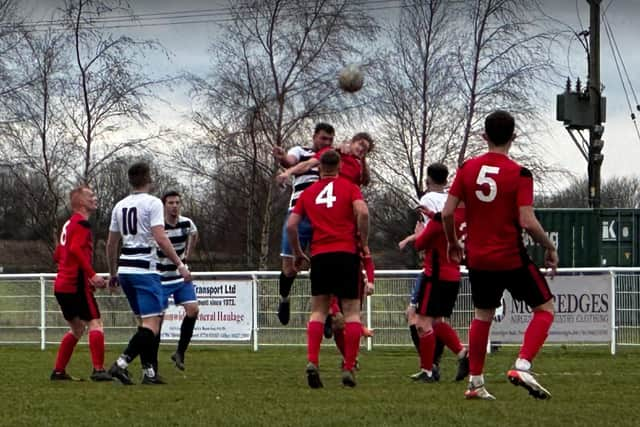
top-left (161, 280), bottom-right (253, 341)
top-left (491, 274), bottom-right (611, 343)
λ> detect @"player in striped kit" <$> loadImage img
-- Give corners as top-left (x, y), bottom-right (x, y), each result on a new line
top-left (158, 191), bottom-right (200, 371)
top-left (272, 122), bottom-right (335, 325)
top-left (106, 162), bottom-right (190, 385)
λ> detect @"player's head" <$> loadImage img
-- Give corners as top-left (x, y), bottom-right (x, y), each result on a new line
top-left (319, 149), bottom-right (340, 177)
top-left (483, 110), bottom-right (515, 146)
top-left (162, 190), bottom-right (181, 218)
top-left (350, 132), bottom-right (374, 159)
top-left (70, 185), bottom-right (97, 214)
top-left (312, 122), bottom-right (335, 150)
top-left (128, 162), bottom-right (151, 189)
top-left (426, 162), bottom-right (448, 188)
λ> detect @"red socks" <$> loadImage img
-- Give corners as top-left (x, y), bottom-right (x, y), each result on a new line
top-left (519, 310), bottom-right (554, 362)
top-left (54, 332), bottom-right (79, 372)
top-left (468, 319), bottom-right (491, 375)
top-left (343, 322), bottom-right (361, 371)
top-left (89, 330), bottom-right (105, 370)
top-left (433, 322), bottom-right (464, 354)
top-left (418, 329), bottom-right (435, 370)
top-left (334, 328), bottom-right (346, 357)
top-left (307, 321), bottom-right (324, 365)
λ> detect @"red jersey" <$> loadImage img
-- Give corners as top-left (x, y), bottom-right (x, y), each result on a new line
top-left (53, 213), bottom-right (96, 293)
top-left (414, 209), bottom-right (465, 281)
top-left (293, 176), bottom-right (363, 256)
top-left (315, 147), bottom-right (363, 186)
top-left (449, 152), bottom-right (533, 270)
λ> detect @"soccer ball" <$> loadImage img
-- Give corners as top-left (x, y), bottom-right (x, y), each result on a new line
top-left (338, 64), bottom-right (364, 93)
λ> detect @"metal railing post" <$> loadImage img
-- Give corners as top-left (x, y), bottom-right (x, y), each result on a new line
top-left (366, 294), bottom-right (372, 351)
top-left (40, 275), bottom-right (46, 350)
top-left (610, 270), bottom-right (616, 355)
top-left (252, 273), bottom-right (259, 352)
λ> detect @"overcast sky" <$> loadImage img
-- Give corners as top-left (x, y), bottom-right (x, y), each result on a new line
top-left (26, 0), bottom-right (640, 181)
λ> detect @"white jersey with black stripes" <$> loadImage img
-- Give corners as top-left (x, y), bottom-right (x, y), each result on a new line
top-left (157, 216), bottom-right (197, 285)
top-left (109, 192), bottom-right (164, 274)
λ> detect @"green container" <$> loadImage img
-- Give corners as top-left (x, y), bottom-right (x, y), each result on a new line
top-left (598, 209), bottom-right (638, 267)
top-left (527, 208), bottom-right (640, 268)
top-left (527, 209), bottom-right (600, 268)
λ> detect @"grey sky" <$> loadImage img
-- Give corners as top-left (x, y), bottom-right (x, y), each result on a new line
top-left (26, 0), bottom-right (640, 180)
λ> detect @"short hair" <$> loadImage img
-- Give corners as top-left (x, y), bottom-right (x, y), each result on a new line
top-left (352, 132), bottom-right (374, 153)
top-left (314, 122), bottom-right (335, 136)
top-left (70, 185), bottom-right (90, 209)
top-left (319, 149), bottom-right (340, 172)
top-left (128, 162), bottom-right (151, 188)
top-left (427, 163), bottom-right (448, 185)
top-left (162, 190), bottom-right (181, 205)
top-left (484, 110), bottom-right (515, 146)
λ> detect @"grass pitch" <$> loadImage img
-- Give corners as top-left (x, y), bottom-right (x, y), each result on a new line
top-left (1, 345), bottom-right (638, 426)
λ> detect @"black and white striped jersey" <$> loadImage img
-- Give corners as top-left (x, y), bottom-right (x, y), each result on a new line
top-left (157, 216), bottom-right (198, 285)
top-left (287, 146), bottom-right (320, 211)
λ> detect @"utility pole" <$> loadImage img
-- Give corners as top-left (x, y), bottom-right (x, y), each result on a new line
top-left (588, 0), bottom-right (604, 208)
top-left (556, 0), bottom-right (606, 208)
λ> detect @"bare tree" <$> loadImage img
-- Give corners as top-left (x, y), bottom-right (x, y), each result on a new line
top-left (538, 176), bottom-right (640, 208)
top-left (60, 0), bottom-right (173, 184)
top-left (454, 0), bottom-right (554, 166)
top-left (183, 0), bottom-right (378, 269)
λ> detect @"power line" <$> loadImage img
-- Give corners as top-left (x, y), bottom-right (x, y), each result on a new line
top-left (601, 9), bottom-right (640, 143)
top-left (5, 1), bottom-right (406, 31)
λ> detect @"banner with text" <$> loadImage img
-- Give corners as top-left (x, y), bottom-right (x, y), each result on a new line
top-left (491, 274), bottom-right (611, 343)
top-left (161, 280), bottom-right (253, 341)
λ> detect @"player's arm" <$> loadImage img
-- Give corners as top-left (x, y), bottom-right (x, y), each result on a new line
top-left (286, 212), bottom-right (309, 270)
top-left (272, 146), bottom-right (298, 168)
top-left (152, 225), bottom-right (191, 281)
top-left (276, 158), bottom-right (320, 184)
top-left (68, 225), bottom-right (104, 287)
top-left (413, 220), bottom-right (437, 252)
top-left (106, 230), bottom-right (121, 284)
top-left (519, 206), bottom-right (558, 273)
top-left (442, 194), bottom-right (463, 263)
top-left (185, 230), bottom-right (198, 262)
top-left (353, 199), bottom-right (369, 252)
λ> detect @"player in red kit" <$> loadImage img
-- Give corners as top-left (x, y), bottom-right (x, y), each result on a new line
top-left (51, 186), bottom-right (111, 381)
top-left (287, 149), bottom-right (372, 388)
top-left (442, 110), bottom-right (558, 400)
top-left (410, 207), bottom-right (469, 383)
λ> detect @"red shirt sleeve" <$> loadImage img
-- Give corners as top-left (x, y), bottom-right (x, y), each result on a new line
top-left (414, 219), bottom-right (440, 251)
top-left (351, 182), bottom-right (364, 202)
top-left (292, 192), bottom-right (307, 216)
top-left (517, 167), bottom-right (534, 206)
top-left (68, 224), bottom-right (96, 278)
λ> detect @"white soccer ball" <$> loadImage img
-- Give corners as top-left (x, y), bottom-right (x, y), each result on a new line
top-left (338, 64), bottom-right (364, 93)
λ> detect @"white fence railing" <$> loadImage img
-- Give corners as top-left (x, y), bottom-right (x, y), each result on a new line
top-left (1, 269), bottom-right (639, 354)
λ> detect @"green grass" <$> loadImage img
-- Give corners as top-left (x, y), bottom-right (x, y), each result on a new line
top-left (1, 345), bottom-right (639, 426)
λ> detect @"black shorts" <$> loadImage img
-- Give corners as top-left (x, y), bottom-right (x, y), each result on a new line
top-left (310, 252), bottom-right (360, 300)
top-left (469, 258), bottom-right (553, 310)
top-left (55, 286), bottom-right (100, 322)
top-left (416, 276), bottom-right (460, 318)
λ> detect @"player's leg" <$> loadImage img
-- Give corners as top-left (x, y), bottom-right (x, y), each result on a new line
top-left (334, 252), bottom-right (362, 387)
top-left (407, 272), bottom-right (422, 355)
top-left (411, 274), bottom-right (436, 382)
top-left (306, 294), bottom-right (330, 389)
top-left (87, 318), bottom-right (112, 381)
top-left (51, 294), bottom-right (85, 381)
top-left (172, 282), bottom-right (199, 370)
top-left (430, 279), bottom-right (468, 381)
top-left (465, 270), bottom-right (502, 400)
top-left (277, 212), bottom-right (297, 325)
top-left (506, 262), bottom-right (554, 399)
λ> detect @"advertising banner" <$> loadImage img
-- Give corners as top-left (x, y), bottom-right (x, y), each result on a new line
top-left (161, 280), bottom-right (253, 341)
top-left (491, 274), bottom-right (611, 343)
